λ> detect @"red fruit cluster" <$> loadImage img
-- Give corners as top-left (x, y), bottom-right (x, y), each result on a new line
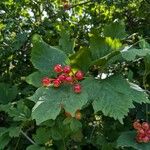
top-left (133, 120), bottom-right (150, 143)
top-left (65, 110), bottom-right (82, 120)
top-left (42, 64), bottom-right (84, 94)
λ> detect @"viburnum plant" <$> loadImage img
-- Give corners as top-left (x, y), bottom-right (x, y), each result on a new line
top-left (1, 21), bottom-right (150, 149)
top-left (24, 28), bottom-right (150, 149)
top-left (1, 0), bottom-right (150, 149)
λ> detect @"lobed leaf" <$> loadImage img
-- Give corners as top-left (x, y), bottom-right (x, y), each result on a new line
top-left (30, 86), bottom-right (88, 125)
top-left (31, 34), bottom-right (69, 75)
top-left (82, 75), bottom-right (149, 123)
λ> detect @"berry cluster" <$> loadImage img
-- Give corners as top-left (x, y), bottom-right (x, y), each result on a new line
top-left (42, 64), bottom-right (84, 94)
top-left (133, 120), bottom-right (150, 143)
top-left (65, 110), bottom-right (82, 120)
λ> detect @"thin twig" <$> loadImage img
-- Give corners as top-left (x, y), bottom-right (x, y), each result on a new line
top-left (20, 130), bottom-right (36, 145)
top-left (14, 136), bottom-right (21, 150)
top-left (89, 125), bottom-right (96, 142)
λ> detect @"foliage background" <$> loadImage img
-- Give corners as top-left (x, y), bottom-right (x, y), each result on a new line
top-left (0, 0), bottom-right (150, 149)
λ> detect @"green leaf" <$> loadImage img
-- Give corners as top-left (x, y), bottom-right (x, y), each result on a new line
top-left (71, 130), bottom-right (83, 142)
top-left (105, 37), bottom-right (122, 50)
top-left (82, 75), bottom-right (149, 123)
top-left (90, 50), bottom-right (120, 67)
top-left (30, 85), bottom-right (88, 124)
top-left (139, 39), bottom-right (150, 49)
top-left (90, 36), bottom-right (111, 60)
top-left (0, 128), bottom-right (8, 137)
top-left (33, 127), bottom-right (51, 144)
top-left (70, 47), bottom-right (92, 72)
top-left (50, 127), bottom-right (62, 140)
top-left (26, 71), bottom-right (48, 87)
top-left (129, 82), bottom-right (149, 104)
top-left (144, 54), bottom-right (150, 80)
top-left (8, 126), bottom-right (21, 137)
top-left (26, 145), bottom-right (45, 150)
top-left (70, 119), bottom-right (82, 132)
top-left (121, 47), bottom-right (150, 61)
top-left (102, 143), bottom-right (114, 150)
top-left (12, 32), bottom-right (28, 52)
top-left (32, 98), bottom-right (61, 125)
top-left (103, 21), bottom-right (127, 39)
top-left (59, 30), bottom-right (75, 55)
top-left (0, 133), bottom-right (11, 150)
top-left (5, 101), bottom-right (31, 121)
top-left (31, 34), bottom-right (69, 74)
top-left (140, 40), bottom-right (150, 79)
top-left (117, 131), bottom-right (150, 150)
top-left (0, 83), bottom-right (18, 104)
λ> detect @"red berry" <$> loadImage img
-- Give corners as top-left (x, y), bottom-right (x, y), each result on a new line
top-left (73, 84), bottom-right (81, 93)
top-left (75, 70), bottom-right (84, 80)
top-left (42, 77), bottom-right (51, 87)
top-left (142, 122), bottom-right (149, 130)
top-left (54, 64), bottom-right (63, 73)
top-left (142, 136), bottom-right (149, 143)
top-left (147, 130), bottom-right (150, 136)
top-left (63, 66), bottom-right (71, 74)
top-left (53, 79), bottom-right (61, 88)
top-left (75, 110), bottom-right (82, 120)
top-left (136, 135), bottom-right (143, 143)
top-left (138, 128), bottom-right (145, 134)
top-left (58, 74), bottom-right (66, 81)
top-left (65, 76), bottom-right (73, 83)
top-left (133, 121), bottom-right (142, 130)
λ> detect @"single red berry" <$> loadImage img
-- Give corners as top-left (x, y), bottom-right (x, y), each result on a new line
top-left (63, 66), bottom-right (71, 74)
top-left (142, 136), bottom-right (149, 143)
top-left (42, 77), bottom-right (51, 87)
top-left (73, 84), bottom-right (81, 93)
top-left (54, 64), bottom-right (63, 73)
top-left (75, 70), bottom-right (84, 80)
top-left (65, 76), bottom-right (73, 83)
top-left (133, 121), bottom-right (142, 130)
top-left (75, 110), bottom-right (82, 120)
top-left (53, 79), bottom-right (61, 88)
top-left (142, 122), bottom-right (149, 130)
top-left (58, 74), bottom-right (66, 81)
top-left (138, 128), bottom-right (145, 134)
top-left (147, 130), bottom-right (150, 137)
top-left (136, 135), bottom-right (143, 143)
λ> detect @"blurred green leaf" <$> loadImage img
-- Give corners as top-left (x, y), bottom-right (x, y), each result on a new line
top-left (59, 30), bottom-right (75, 55)
top-left (103, 21), bottom-right (127, 39)
top-left (90, 36), bottom-right (111, 60)
top-left (0, 83), bottom-right (18, 104)
top-left (70, 47), bottom-right (92, 72)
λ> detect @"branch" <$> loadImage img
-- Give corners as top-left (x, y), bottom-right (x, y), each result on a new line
top-left (21, 130), bottom-right (36, 145)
